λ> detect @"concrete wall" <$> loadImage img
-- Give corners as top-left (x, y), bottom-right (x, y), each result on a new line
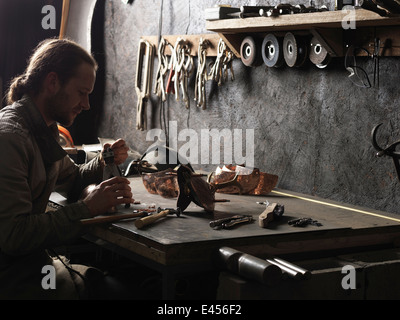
top-left (95, 0), bottom-right (400, 214)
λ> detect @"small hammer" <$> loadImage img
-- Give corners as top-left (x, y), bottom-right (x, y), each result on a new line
top-left (135, 207), bottom-right (181, 229)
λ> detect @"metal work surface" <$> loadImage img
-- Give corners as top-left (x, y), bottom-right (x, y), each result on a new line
top-left (88, 177), bottom-right (400, 267)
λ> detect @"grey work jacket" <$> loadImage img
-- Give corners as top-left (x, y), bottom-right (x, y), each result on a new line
top-left (0, 95), bottom-right (103, 299)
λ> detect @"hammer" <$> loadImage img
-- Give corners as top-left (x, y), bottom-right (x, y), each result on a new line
top-left (135, 207), bottom-right (181, 229)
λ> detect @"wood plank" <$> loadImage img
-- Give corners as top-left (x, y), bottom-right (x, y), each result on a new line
top-left (141, 33), bottom-right (222, 57)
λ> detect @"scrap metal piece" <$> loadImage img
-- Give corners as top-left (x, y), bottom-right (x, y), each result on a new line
top-left (141, 169), bottom-right (179, 198)
top-left (177, 165), bottom-right (216, 213)
top-left (208, 165), bottom-right (278, 196)
top-left (288, 217), bottom-right (322, 227)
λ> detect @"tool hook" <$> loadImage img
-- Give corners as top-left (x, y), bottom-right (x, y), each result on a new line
top-left (371, 123), bottom-right (400, 181)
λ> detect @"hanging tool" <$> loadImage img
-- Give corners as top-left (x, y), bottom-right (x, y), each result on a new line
top-left (194, 38), bottom-right (209, 109)
top-left (154, 37), bottom-right (173, 102)
top-left (166, 38), bottom-right (193, 109)
top-left (372, 38), bottom-right (380, 88)
top-left (135, 39), bottom-right (154, 130)
top-left (178, 46), bottom-right (194, 109)
top-left (371, 123), bottom-right (400, 182)
top-left (209, 38), bottom-right (235, 84)
top-left (135, 207), bottom-right (182, 229)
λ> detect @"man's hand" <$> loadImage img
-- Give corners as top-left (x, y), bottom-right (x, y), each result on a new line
top-left (102, 139), bottom-right (129, 166)
top-left (82, 176), bottom-right (134, 217)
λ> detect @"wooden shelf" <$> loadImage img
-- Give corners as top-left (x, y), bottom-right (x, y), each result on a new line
top-left (206, 9), bottom-right (400, 33)
top-left (206, 9), bottom-right (400, 57)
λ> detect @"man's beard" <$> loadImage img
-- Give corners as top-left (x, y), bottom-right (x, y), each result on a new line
top-left (45, 90), bottom-right (75, 127)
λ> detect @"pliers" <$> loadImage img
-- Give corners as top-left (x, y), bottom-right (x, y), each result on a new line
top-left (210, 215), bottom-right (253, 230)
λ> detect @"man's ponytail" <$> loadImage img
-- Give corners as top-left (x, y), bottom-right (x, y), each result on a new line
top-left (6, 75), bottom-right (28, 104)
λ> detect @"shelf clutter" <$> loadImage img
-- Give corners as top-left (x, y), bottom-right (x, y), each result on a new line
top-left (205, 3), bottom-right (400, 70)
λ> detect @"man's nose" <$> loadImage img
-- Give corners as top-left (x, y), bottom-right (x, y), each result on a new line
top-left (81, 94), bottom-right (90, 110)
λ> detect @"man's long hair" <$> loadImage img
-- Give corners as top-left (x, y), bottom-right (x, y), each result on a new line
top-left (6, 38), bottom-right (98, 105)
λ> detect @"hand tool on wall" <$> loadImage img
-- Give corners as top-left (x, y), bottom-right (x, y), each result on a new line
top-left (209, 38), bottom-right (235, 84)
top-left (135, 207), bottom-right (181, 229)
top-left (166, 38), bottom-right (193, 109)
top-left (344, 45), bottom-right (372, 88)
top-left (194, 38), bottom-right (209, 109)
top-left (258, 202), bottom-right (284, 228)
top-left (135, 39), bottom-right (154, 130)
top-left (217, 247), bottom-right (282, 286)
top-left (371, 123), bottom-right (400, 182)
top-left (154, 37), bottom-right (173, 102)
top-left (372, 38), bottom-right (380, 87)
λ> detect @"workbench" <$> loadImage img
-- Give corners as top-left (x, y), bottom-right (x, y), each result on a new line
top-left (59, 176), bottom-right (400, 299)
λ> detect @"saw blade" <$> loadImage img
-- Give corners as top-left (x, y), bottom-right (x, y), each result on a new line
top-left (261, 33), bottom-right (284, 68)
top-left (309, 36), bottom-right (330, 67)
top-left (283, 32), bottom-right (308, 67)
top-left (240, 36), bottom-right (263, 67)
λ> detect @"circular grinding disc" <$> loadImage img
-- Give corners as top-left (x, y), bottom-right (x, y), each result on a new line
top-left (261, 34), bottom-right (284, 68)
top-left (309, 36), bottom-right (330, 67)
top-left (283, 32), bottom-right (308, 67)
top-left (240, 36), bottom-right (263, 67)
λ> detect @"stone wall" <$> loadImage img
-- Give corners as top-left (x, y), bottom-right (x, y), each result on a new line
top-left (96, 0), bottom-right (400, 214)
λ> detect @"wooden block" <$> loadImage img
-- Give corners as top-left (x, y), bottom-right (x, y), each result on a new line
top-left (259, 203), bottom-right (277, 228)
